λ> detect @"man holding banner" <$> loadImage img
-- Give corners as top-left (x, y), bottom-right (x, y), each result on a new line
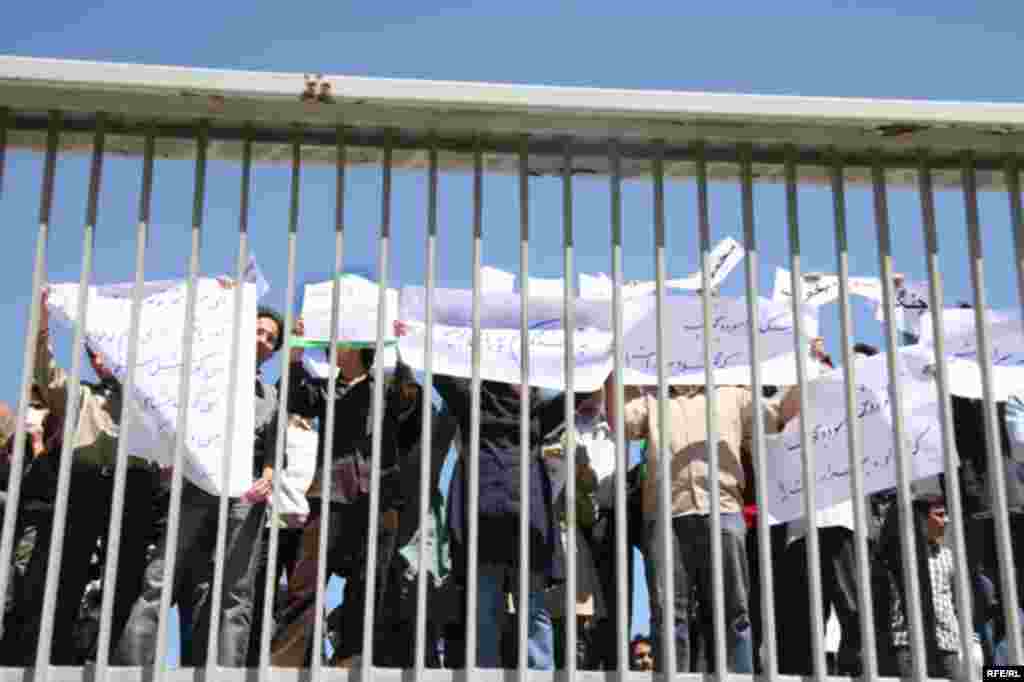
top-left (0, 289), bottom-right (160, 665)
top-left (605, 375), bottom-right (800, 674)
top-left (114, 304), bottom-right (284, 667)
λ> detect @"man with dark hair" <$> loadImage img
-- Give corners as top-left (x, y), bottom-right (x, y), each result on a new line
top-left (115, 301), bottom-right (282, 667)
top-left (1, 289), bottom-right (158, 665)
top-left (630, 635), bottom-right (654, 671)
top-left (272, 318), bottom-right (419, 667)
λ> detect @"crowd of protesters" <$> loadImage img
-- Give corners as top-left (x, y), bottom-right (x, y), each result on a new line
top-left (0, 279), bottom-right (1019, 680)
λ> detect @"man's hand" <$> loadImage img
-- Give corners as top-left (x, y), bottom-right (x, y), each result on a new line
top-left (242, 477), bottom-right (273, 504)
top-left (290, 317), bottom-right (305, 362)
top-left (216, 276), bottom-right (237, 290)
top-left (393, 320), bottom-right (409, 337)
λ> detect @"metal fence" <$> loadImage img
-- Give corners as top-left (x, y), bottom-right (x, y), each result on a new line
top-left (1, 56), bottom-right (1023, 682)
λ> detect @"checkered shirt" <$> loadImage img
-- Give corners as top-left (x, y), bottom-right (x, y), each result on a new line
top-left (891, 543), bottom-right (960, 652)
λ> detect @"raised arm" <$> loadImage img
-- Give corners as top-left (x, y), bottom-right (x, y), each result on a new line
top-left (33, 288), bottom-right (69, 419)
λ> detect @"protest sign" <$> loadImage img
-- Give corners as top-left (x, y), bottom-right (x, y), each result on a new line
top-left (912, 308), bottom-right (1024, 400)
top-left (621, 295), bottom-right (820, 386)
top-left (46, 278), bottom-right (257, 497)
top-left (772, 268), bottom-right (882, 308)
top-left (764, 351), bottom-right (947, 525)
top-left (298, 274), bottom-right (398, 348)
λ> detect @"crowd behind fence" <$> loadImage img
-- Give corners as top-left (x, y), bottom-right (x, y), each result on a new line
top-left (2, 57), bottom-right (1024, 682)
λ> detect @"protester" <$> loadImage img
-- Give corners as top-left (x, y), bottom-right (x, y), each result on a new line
top-left (272, 318), bottom-right (422, 668)
top-left (1, 289), bottom-right (158, 666)
top-left (114, 303), bottom-right (283, 667)
top-left (882, 495), bottom-right (962, 679)
top-left (605, 373), bottom-right (800, 673)
top-left (630, 635), bottom-right (654, 671)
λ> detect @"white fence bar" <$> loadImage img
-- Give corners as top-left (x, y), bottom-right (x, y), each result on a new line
top-left (874, 156), bottom-right (929, 682)
top-left (516, 136), bottom-right (532, 679)
top-left (918, 153), bottom-right (977, 682)
top-left (93, 130), bottom-right (156, 680)
top-left (785, 151), bottom-right (828, 680)
top-left (465, 144), bottom-right (483, 674)
top-left (0, 112), bottom-right (57, 632)
top-left (204, 134), bottom-right (252, 674)
top-left (963, 154), bottom-right (1024, 664)
top-left (651, 143), bottom-right (677, 677)
top-left (830, 154), bottom-right (879, 682)
top-left (153, 122), bottom-right (208, 682)
top-left (36, 116), bottom-right (104, 677)
top-left (413, 141), bottom-right (439, 679)
top-left (562, 139), bottom-right (578, 682)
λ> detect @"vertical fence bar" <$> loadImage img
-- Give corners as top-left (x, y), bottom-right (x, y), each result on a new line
top-left (414, 141), bottom-right (439, 677)
top-left (784, 149), bottom-right (828, 680)
top-left (873, 155), bottom-right (928, 682)
top-left (740, 146), bottom-right (777, 681)
top-left (696, 142), bottom-right (727, 676)
top-left (311, 129), bottom-right (347, 682)
top-left (204, 134), bottom-right (252, 672)
top-left (963, 153), bottom-right (1023, 664)
top-left (830, 153), bottom-right (880, 681)
top-left (94, 129), bottom-right (156, 679)
top-left (0, 108), bottom-right (7, 199)
top-left (1010, 159), bottom-right (1024, 328)
top-left (609, 141), bottom-right (630, 680)
top-left (261, 134), bottom-right (302, 678)
top-left (652, 142), bottom-right (677, 678)
top-left (153, 123), bottom-right (209, 680)
top-left (35, 115), bottom-right (105, 675)
top-left (464, 142), bottom-right (483, 674)
top-left (517, 136), bottom-right (532, 679)
top-left (0, 113), bottom-right (58, 627)
top-left (920, 153), bottom-right (976, 680)
top-left (361, 136), bottom-right (394, 680)
top-left (562, 139), bottom-right (578, 682)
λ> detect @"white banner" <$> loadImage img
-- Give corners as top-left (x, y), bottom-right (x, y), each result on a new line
top-left (764, 352), bottom-right (947, 525)
top-left (399, 286), bottom-right (817, 389)
top-left (47, 279), bottom-right (257, 497)
top-left (299, 275), bottom-right (398, 347)
top-left (912, 308), bottom-right (1024, 400)
top-left (621, 295), bottom-right (820, 386)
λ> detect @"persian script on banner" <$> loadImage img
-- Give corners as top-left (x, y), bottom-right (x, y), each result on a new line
top-left (398, 286), bottom-right (818, 390)
top-left (620, 295), bottom-right (820, 386)
top-left (46, 279), bottom-right (257, 497)
top-left (764, 352), bottom-right (947, 525)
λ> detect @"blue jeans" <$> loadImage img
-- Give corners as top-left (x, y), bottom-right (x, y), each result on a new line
top-left (645, 513), bottom-right (753, 673)
top-left (477, 563), bottom-right (553, 669)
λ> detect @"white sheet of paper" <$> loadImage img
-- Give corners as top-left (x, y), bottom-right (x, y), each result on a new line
top-left (300, 275), bottom-right (398, 346)
top-left (47, 278), bottom-right (257, 497)
top-left (764, 351), bottom-right (947, 525)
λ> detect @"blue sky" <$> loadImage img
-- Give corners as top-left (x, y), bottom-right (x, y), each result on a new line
top-left (2, 0), bottom-right (1023, 667)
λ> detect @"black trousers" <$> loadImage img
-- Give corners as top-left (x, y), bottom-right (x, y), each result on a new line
top-left (588, 509), bottom-right (635, 671)
top-left (1, 466), bottom-right (155, 665)
top-left (246, 526), bottom-right (302, 666)
top-left (778, 527), bottom-right (862, 676)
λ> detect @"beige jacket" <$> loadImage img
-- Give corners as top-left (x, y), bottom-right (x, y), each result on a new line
top-left (622, 385), bottom-right (787, 520)
top-left (34, 336), bottom-right (136, 470)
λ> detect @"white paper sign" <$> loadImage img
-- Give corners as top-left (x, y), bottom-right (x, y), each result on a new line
top-left (912, 308), bottom-right (1024, 400)
top-left (299, 275), bottom-right (398, 347)
top-left (620, 295), bottom-right (820, 386)
top-left (772, 268), bottom-right (882, 308)
top-left (764, 352), bottom-right (947, 525)
top-left (46, 278), bottom-right (257, 497)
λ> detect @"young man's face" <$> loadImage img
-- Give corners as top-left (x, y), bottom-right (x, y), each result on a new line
top-left (87, 348), bottom-right (115, 382)
top-left (927, 503), bottom-right (947, 543)
top-left (631, 641), bottom-right (653, 671)
top-left (256, 316), bottom-right (282, 367)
